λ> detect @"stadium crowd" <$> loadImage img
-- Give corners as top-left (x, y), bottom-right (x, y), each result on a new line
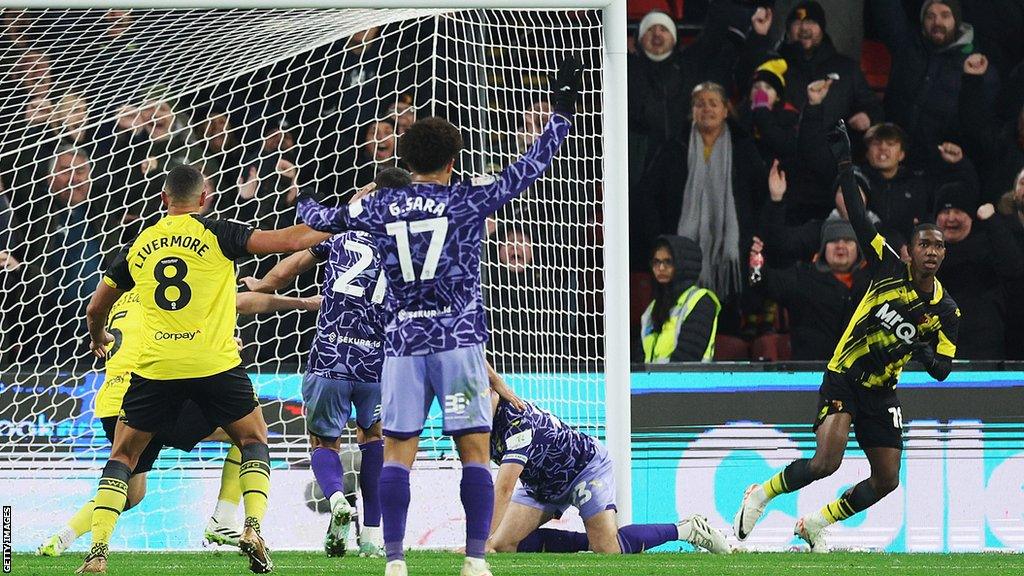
top-left (1, 2), bottom-right (1024, 369)
top-left (630, 0), bottom-right (1024, 363)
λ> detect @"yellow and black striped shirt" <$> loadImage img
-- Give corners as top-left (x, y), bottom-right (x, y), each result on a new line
top-left (827, 232), bottom-right (959, 389)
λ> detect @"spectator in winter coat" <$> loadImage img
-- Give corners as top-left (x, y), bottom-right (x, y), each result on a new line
top-left (959, 54), bottom-right (1024, 203)
top-left (749, 220), bottom-right (872, 360)
top-left (867, 0), bottom-right (1000, 170)
top-left (738, 58), bottom-right (801, 166)
top-left (778, 2), bottom-right (882, 133)
top-left (639, 235), bottom-right (721, 363)
top-left (634, 81), bottom-right (768, 301)
top-left (997, 167), bottom-right (1024, 359)
top-left (934, 182), bottom-right (1024, 359)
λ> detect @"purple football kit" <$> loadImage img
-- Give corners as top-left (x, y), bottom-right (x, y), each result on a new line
top-left (304, 230), bottom-right (386, 438)
top-left (491, 399), bottom-right (616, 521)
top-left (297, 113), bottom-right (572, 438)
top-left (304, 229), bottom-right (387, 535)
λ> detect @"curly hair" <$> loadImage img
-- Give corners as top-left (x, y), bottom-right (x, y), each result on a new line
top-left (397, 116), bottom-right (463, 174)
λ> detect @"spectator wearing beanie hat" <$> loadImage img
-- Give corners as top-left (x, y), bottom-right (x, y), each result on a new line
top-left (867, 0), bottom-right (999, 171)
top-left (772, 1), bottom-right (881, 132)
top-left (739, 58), bottom-right (801, 166)
top-left (769, 0), bottom-right (865, 61)
top-left (748, 221), bottom-right (872, 360)
top-left (934, 181), bottom-right (1024, 359)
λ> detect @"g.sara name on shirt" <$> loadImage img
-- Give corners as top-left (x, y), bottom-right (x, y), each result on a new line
top-left (132, 235), bottom-right (211, 268)
top-left (388, 196), bottom-right (447, 217)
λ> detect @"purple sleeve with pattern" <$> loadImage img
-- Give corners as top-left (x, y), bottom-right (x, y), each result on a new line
top-left (297, 196), bottom-right (382, 234)
top-left (464, 113), bottom-right (572, 216)
top-left (309, 239), bottom-right (331, 261)
top-left (499, 416), bottom-right (536, 466)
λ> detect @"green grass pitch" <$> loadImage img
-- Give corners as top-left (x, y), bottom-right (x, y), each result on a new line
top-left (13, 551), bottom-right (1024, 575)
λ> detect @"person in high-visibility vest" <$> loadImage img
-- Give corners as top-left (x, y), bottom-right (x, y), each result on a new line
top-left (640, 235), bottom-right (721, 362)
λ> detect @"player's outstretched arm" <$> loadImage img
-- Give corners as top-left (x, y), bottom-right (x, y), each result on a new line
top-left (86, 280), bottom-right (124, 358)
top-left (829, 121), bottom-right (882, 260)
top-left (473, 58), bottom-right (582, 213)
top-left (241, 250), bottom-right (320, 294)
top-left (489, 462), bottom-right (525, 537)
top-left (246, 224), bottom-right (331, 256)
top-left (237, 292), bottom-right (322, 315)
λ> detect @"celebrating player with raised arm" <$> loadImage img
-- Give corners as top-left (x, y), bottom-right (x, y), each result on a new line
top-left (240, 167), bottom-right (413, 559)
top-left (38, 291), bottom-right (319, 558)
top-left (78, 165), bottom-right (331, 574)
top-left (734, 121), bottom-right (960, 552)
top-left (485, 389), bottom-right (731, 556)
top-left (296, 58), bottom-right (582, 576)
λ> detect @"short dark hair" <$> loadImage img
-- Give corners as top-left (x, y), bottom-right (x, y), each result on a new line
top-left (374, 167), bottom-right (412, 189)
top-left (398, 116), bottom-right (463, 174)
top-left (164, 165), bottom-right (205, 202)
top-left (864, 122), bottom-right (908, 147)
top-left (913, 222), bottom-right (943, 237)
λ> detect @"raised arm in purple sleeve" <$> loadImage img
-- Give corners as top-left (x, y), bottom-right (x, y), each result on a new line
top-left (471, 112), bottom-right (573, 215)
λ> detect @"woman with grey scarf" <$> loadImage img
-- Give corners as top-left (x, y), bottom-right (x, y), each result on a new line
top-left (636, 81), bottom-right (768, 304)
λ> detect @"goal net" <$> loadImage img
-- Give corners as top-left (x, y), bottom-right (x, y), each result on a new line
top-left (0, 6), bottom-right (607, 551)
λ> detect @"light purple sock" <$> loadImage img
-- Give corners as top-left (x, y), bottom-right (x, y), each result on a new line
top-left (311, 447), bottom-right (344, 500)
top-left (460, 463), bottom-right (494, 559)
top-left (616, 524), bottom-right (678, 553)
top-left (380, 462), bottom-right (410, 562)
top-left (358, 440), bottom-right (384, 527)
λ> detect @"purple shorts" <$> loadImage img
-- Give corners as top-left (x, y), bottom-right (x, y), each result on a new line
top-left (380, 344), bottom-right (491, 439)
top-left (511, 444), bottom-right (617, 521)
top-left (302, 372), bottom-right (382, 439)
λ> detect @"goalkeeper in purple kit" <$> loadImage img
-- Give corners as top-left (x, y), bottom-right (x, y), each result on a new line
top-left (297, 58), bottom-right (583, 576)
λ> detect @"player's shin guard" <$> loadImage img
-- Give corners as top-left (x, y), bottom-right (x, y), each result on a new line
top-left (460, 463), bottom-right (494, 560)
top-left (763, 459), bottom-right (815, 498)
top-left (358, 440), bottom-right (384, 527)
top-left (213, 445), bottom-right (242, 524)
top-left (239, 443), bottom-right (271, 528)
top-left (90, 460), bottom-right (132, 550)
top-left (820, 480), bottom-right (881, 525)
top-left (310, 446), bottom-right (344, 500)
top-left (616, 524), bottom-right (678, 554)
top-left (517, 529), bottom-right (590, 553)
top-left (380, 462), bottom-right (410, 562)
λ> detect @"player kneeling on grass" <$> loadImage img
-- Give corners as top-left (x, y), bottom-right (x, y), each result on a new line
top-left (240, 167), bottom-right (414, 558)
top-left (485, 383), bottom-right (731, 555)
top-left (37, 290), bottom-right (320, 558)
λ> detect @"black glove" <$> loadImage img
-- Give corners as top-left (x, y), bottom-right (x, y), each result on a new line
top-left (295, 183), bottom-right (327, 206)
top-left (827, 120), bottom-right (852, 165)
top-left (910, 340), bottom-right (937, 368)
top-left (551, 56), bottom-right (583, 115)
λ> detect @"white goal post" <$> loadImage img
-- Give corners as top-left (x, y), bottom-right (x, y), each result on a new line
top-left (0, 0), bottom-right (632, 541)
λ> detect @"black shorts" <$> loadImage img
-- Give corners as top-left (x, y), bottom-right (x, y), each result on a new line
top-left (813, 371), bottom-right (903, 450)
top-left (101, 400), bottom-right (214, 474)
top-left (121, 366), bottom-right (257, 434)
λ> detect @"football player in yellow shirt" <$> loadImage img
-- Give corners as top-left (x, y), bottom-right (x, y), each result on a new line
top-left (38, 289), bottom-right (319, 557)
top-left (78, 165), bottom-right (330, 574)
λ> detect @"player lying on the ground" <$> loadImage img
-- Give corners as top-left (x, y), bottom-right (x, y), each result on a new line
top-left (38, 289), bottom-right (320, 557)
top-left (79, 165), bottom-right (332, 574)
top-left (295, 57), bottom-right (582, 576)
top-left (240, 167), bottom-right (412, 558)
top-left (485, 388), bottom-right (731, 555)
top-left (734, 120), bottom-right (959, 552)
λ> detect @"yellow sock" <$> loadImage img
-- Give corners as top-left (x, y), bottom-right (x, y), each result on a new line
top-left (819, 496), bottom-right (857, 525)
top-left (67, 500), bottom-right (96, 538)
top-left (239, 443), bottom-right (271, 526)
top-left (91, 461), bottom-right (131, 546)
top-left (762, 471), bottom-right (788, 499)
top-left (219, 445), bottom-right (243, 505)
